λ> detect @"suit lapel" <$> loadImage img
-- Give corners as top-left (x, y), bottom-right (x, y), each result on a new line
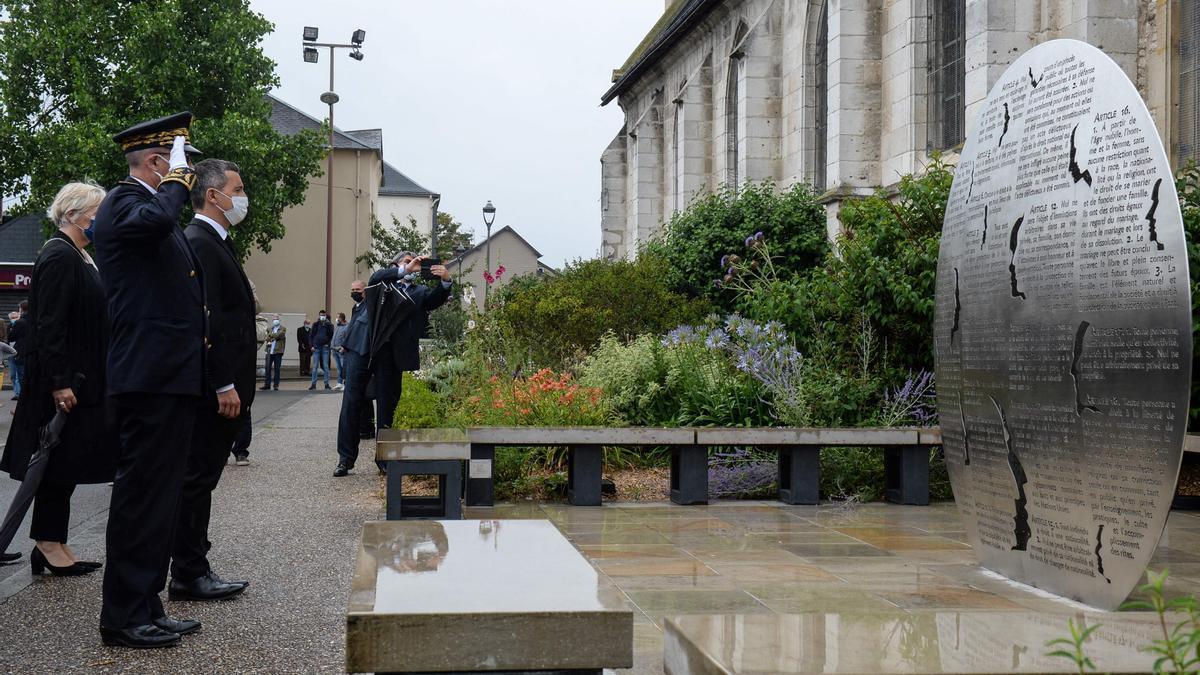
top-left (193, 219), bottom-right (255, 304)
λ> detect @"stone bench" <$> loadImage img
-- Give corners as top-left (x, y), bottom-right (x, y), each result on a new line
top-left (694, 427), bottom-right (942, 506)
top-left (375, 429), bottom-right (470, 520)
top-left (377, 426), bottom-right (943, 509)
top-left (346, 519), bottom-right (633, 674)
top-left (466, 426), bottom-right (697, 507)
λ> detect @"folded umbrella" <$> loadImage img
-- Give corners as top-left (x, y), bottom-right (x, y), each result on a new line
top-left (0, 373), bottom-right (82, 560)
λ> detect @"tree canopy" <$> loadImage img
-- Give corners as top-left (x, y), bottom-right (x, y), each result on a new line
top-left (358, 211), bottom-right (475, 269)
top-left (0, 0), bottom-right (326, 257)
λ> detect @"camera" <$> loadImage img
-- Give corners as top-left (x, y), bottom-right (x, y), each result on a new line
top-left (420, 258), bottom-right (442, 280)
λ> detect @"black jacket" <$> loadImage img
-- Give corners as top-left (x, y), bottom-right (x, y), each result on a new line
top-left (184, 219), bottom-right (257, 406)
top-left (8, 316), bottom-right (28, 363)
top-left (365, 268), bottom-right (451, 372)
top-left (309, 319), bottom-right (334, 347)
top-left (92, 177), bottom-right (206, 396)
top-left (297, 325), bottom-right (311, 353)
top-left (2, 232), bottom-right (117, 484)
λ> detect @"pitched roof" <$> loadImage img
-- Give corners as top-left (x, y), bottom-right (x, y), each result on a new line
top-left (447, 225), bottom-right (542, 262)
top-left (266, 94), bottom-right (374, 150)
top-left (380, 162), bottom-right (437, 198)
top-left (346, 128), bottom-right (383, 152)
top-left (0, 214), bottom-right (48, 264)
top-left (601, 0), bottom-right (723, 106)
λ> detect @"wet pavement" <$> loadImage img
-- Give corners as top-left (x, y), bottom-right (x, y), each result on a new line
top-left (0, 386), bottom-right (1197, 673)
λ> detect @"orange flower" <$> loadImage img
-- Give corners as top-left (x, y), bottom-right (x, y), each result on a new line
top-left (489, 375), bottom-right (499, 384)
top-left (519, 408), bottom-right (532, 415)
top-left (493, 400), bottom-right (506, 409)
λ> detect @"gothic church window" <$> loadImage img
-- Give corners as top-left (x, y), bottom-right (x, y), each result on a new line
top-left (1180, 0), bottom-right (1200, 163)
top-left (673, 98), bottom-right (686, 211)
top-left (813, 0), bottom-right (828, 191)
top-left (727, 21), bottom-right (749, 187)
top-left (927, 0), bottom-right (966, 151)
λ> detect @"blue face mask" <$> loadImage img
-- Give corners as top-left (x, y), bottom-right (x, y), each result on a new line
top-left (76, 216), bottom-right (95, 243)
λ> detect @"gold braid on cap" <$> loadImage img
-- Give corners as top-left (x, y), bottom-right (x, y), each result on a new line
top-left (120, 127), bottom-right (190, 151)
top-left (159, 166), bottom-right (197, 191)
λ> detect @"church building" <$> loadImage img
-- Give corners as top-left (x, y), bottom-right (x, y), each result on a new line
top-left (600, 0), bottom-right (1188, 259)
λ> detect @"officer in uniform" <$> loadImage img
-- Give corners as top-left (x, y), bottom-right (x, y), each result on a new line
top-left (93, 112), bottom-right (208, 649)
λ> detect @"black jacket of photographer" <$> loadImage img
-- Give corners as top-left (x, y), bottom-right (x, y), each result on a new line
top-left (365, 267), bottom-right (451, 371)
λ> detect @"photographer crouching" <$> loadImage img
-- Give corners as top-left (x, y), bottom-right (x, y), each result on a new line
top-left (334, 252), bottom-right (452, 477)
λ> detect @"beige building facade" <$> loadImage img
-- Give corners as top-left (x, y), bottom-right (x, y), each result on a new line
top-left (601, 0), bottom-right (1192, 259)
top-left (243, 96), bottom-right (437, 365)
top-left (447, 225), bottom-right (555, 312)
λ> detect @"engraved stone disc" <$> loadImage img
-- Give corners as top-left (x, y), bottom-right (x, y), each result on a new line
top-left (934, 39), bottom-right (1191, 610)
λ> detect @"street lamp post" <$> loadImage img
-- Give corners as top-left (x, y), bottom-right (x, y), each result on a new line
top-left (454, 244), bottom-right (467, 281)
top-left (481, 201), bottom-right (496, 307)
top-left (303, 26), bottom-right (365, 314)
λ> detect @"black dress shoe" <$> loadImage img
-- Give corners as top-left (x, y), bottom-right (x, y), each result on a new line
top-left (208, 569), bottom-right (249, 590)
top-left (333, 463), bottom-right (349, 478)
top-left (153, 616), bottom-right (201, 636)
top-left (100, 624), bottom-right (181, 649)
top-left (0, 551), bottom-right (21, 565)
top-left (31, 548), bottom-right (95, 576)
top-left (168, 572), bottom-right (247, 601)
top-left (74, 560), bottom-right (103, 570)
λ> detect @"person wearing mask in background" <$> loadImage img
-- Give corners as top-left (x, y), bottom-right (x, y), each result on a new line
top-left (261, 315), bottom-right (285, 391)
top-left (296, 318), bottom-right (311, 378)
top-left (7, 302), bottom-right (29, 401)
top-left (92, 113), bottom-right (205, 649)
top-left (2, 182), bottom-right (116, 575)
top-left (330, 312), bottom-right (348, 391)
top-left (168, 159), bottom-right (257, 602)
top-left (307, 310), bottom-right (333, 391)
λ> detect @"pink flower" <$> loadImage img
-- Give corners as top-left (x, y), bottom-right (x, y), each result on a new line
top-left (496, 265), bottom-right (506, 277)
top-left (483, 271), bottom-right (495, 284)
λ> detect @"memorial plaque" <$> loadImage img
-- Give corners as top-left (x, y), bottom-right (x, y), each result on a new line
top-left (934, 39), bottom-right (1191, 610)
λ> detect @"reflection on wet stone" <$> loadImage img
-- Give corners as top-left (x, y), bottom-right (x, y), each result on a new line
top-left (934, 40), bottom-right (1191, 610)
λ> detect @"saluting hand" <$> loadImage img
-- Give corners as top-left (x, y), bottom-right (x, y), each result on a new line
top-left (52, 387), bottom-right (77, 413)
top-left (168, 135), bottom-right (189, 171)
top-left (217, 389), bottom-right (241, 420)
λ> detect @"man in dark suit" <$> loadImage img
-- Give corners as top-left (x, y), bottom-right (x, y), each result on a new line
top-left (169, 159), bottom-right (256, 602)
top-left (93, 112), bottom-right (205, 649)
top-left (333, 253), bottom-right (451, 477)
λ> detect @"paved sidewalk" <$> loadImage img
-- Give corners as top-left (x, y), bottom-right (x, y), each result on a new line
top-left (0, 388), bottom-right (379, 673)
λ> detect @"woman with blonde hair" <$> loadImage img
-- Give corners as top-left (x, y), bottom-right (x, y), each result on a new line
top-left (1, 181), bottom-right (117, 575)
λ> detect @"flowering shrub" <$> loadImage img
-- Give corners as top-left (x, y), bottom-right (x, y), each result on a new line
top-left (449, 368), bottom-right (610, 428)
top-left (579, 333), bottom-right (673, 427)
top-left (665, 316), bottom-right (807, 427)
top-left (482, 265), bottom-right (506, 285)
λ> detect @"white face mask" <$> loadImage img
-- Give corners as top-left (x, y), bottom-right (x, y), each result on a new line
top-left (216, 190), bottom-right (249, 226)
top-left (151, 154), bottom-right (169, 183)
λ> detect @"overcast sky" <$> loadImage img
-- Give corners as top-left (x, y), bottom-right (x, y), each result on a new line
top-left (249, 0), bottom-right (663, 268)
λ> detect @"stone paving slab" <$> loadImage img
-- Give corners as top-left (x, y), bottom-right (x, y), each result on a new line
top-left (0, 389), bottom-right (1196, 674)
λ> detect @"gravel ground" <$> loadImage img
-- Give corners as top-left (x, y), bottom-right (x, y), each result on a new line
top-left (0, 388), bottom-right (382, 674)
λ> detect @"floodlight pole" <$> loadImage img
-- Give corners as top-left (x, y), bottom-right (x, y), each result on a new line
top-left (326, 46), bottom-right (334, 314)
top-left (304, 39), bottom-right (362, 313)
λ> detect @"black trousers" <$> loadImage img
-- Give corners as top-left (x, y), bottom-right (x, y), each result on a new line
top-left (373, 354), bottom-right (403, 433)
top-left (170, 398), bottom-right (240, 582)
top-left (30, 480), bottom-right (76, 543)
top-left (373, 355), bottom-right (403, 471)
top-left (101, 393), bottom-right (196, 629)
top-left (230, 405), bottom-right (252, 458)
top-left (336, 351), bottom-right (370, 467)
